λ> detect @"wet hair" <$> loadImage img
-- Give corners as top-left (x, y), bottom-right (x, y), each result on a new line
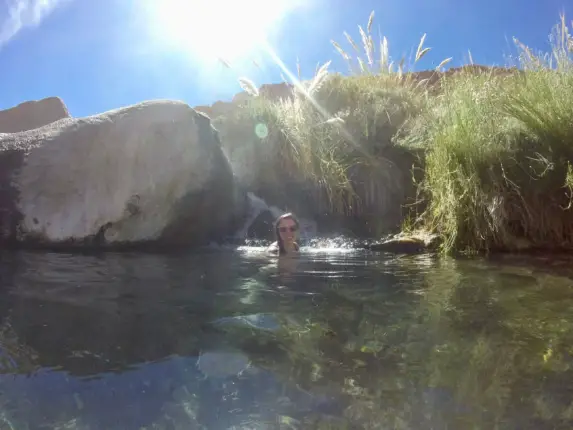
top-left (274, 212), bottom-right (300, 255)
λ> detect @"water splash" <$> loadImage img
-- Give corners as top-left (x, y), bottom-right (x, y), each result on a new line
top-left (229, 193), bottom-right (377, 253)
top-left (302, 236), bottom-right (366, 253)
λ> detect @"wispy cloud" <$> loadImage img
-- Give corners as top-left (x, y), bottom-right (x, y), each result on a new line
top-left (0, 0), bottom-right (67, 47)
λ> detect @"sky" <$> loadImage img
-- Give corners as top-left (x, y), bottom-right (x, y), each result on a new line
top-left (0, 0), bottom-right (571, 117)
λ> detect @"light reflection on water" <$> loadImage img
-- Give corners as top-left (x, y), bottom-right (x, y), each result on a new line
top-left (0, 248), bottom-right (573, 429)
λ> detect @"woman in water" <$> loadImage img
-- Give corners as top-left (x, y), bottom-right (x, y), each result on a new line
top-left (267, 213), bottom-right (300, 256)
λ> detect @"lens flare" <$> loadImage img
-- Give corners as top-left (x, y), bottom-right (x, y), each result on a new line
top-left (143, 0), bottom-right (295, 63)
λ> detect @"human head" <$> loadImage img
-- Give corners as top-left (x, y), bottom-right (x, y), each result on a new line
top-left (274, 212), bottom-right (300, 254)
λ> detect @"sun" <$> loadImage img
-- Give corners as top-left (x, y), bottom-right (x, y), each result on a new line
top-left (143, 0), bottom-right (293, 63)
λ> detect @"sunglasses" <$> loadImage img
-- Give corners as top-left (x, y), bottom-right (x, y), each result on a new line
top-left (279, 226), bottom-right (298, 233)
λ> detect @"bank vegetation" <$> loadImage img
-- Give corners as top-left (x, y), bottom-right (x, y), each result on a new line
top-left (214, 12), bottom-right (573, 254)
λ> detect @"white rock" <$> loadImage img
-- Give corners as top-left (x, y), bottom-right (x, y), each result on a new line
top-left (0, 99), bottom-right (243, 247)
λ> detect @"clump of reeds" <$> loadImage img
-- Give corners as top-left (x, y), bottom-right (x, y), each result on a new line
top-left (401, 14), bottom-right (573, 253)
top-left (219, 11), bottom-right (433, 219)
top-left (219, 9), bottom-right (573, 252)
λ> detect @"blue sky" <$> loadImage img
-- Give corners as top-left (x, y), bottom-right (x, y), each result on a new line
top-left (0, 0), bottom-right (571, 117)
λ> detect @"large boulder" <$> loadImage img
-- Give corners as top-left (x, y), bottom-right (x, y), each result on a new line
top-left (0, 96), bottom-right (70, 133)
top-left (0, 100), bottom-right (245, 249)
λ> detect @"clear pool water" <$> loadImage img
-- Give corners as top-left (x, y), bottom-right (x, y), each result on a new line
top-left (0, 246), bottom-right (572, 429)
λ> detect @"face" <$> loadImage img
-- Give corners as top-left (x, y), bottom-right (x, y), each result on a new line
top-left (278, 218), bottom-right (298, 244)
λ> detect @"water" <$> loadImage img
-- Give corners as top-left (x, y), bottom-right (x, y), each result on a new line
top-left (1, 247), bottom-right (573, 429)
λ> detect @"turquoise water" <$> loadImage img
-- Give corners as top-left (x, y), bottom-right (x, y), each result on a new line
top-left (1, 247), bottom-right (573, 429)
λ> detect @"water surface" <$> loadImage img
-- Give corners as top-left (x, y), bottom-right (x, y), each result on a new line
top-left (1, 246), bottom-right (573, 429)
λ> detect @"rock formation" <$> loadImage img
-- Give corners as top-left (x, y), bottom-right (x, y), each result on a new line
top-left (0, 99), bottom-right (245, 249)
top-left (195, 82), bottom-right (293, 119)
top-left (366, 231), bottom-right (441, 254)
top-left (0, 96), bottom-right (70, 133)
top-left (193, 65), bottom-right (517, 120)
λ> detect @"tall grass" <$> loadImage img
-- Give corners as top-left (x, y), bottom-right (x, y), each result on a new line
top-left (330, 10), bottom-right (436, 77)
top-left (218, 10), bottom-right (573, 251)
top-left (401, 15), bottom-right (573, 253)
top-left (218, 12), bottom-right (430, 226)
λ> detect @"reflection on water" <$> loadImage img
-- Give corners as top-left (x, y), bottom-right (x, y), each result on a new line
top-left (1, 248), bottom-right (573, 428)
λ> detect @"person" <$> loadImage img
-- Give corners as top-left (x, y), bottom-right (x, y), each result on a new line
top-left (267, 212), bottom-right (300, 256)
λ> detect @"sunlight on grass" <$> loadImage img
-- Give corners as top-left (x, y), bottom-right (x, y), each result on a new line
top-left (213, 8), bottom-right (573, 252)
top-left (217, 12), bottom-right (429, 232)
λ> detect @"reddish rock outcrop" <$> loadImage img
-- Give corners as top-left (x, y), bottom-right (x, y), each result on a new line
top-left (406, 64), bottom-right (519, 89)
top-left (195, 82), bottom-right (294, 119)
top-left (0, 97), bottom-right (70, 133)
top-left (193, 65), bottom-right (518, 120)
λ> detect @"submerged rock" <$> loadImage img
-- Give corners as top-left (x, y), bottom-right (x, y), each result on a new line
top-left (196, 350), bottom-right (251, 379)
top-left (366, 231), bottom-right (440, 254)
top-left (212, 313), bottom-right (282, 332)
top-left (0, 100), bottom-right (245, 249)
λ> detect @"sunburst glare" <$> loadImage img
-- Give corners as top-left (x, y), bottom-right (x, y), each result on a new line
top-left (142, 0), bottom-right (295, 64)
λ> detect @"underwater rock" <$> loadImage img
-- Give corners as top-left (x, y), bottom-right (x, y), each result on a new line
top-left (366, 231), bottom-right (440, 254)
top-left (0, 100), bottom-right (245, 249)
top-left (196, 350), bottom-right (251, 379)
top-left (212, 313), bottom-right (282, 332)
